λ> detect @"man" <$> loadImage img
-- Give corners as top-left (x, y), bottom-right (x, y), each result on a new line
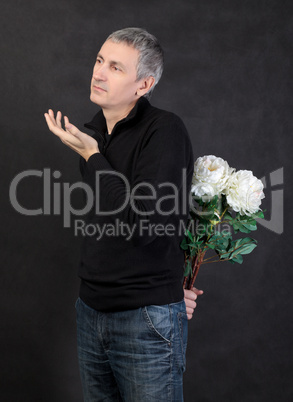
top-left (45, 27), bottom-right (203, 402)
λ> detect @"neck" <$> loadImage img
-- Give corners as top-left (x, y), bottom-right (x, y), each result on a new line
top-left (102, 100), bottom-right (138, 134)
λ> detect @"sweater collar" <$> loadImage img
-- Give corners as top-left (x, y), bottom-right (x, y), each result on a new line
top-left (84, 96), bottom-right (150, 133)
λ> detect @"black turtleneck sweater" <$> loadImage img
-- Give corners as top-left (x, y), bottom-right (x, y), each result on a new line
top-left (78, 96), bottom-right (194, 312)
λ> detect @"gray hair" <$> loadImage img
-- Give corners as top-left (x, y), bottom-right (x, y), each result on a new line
top-left (107, 27), bottom-right (164, 98)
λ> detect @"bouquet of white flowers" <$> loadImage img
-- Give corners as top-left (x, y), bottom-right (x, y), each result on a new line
top-left (181, 155), bottom-right (265, 290)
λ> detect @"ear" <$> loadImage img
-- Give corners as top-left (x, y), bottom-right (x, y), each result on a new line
top-left (136, 76), bottom-right (155, 97)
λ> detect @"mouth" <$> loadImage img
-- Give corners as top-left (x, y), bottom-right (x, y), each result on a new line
top-left (92, 84), bottom-right (107, 93)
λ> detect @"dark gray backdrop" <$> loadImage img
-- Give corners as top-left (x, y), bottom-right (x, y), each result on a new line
top-left (1, 0), bottom-right (292, 401)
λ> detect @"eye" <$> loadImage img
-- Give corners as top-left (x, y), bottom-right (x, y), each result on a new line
top-left (112, 65), bottom-right (121, 72)
top-left (96, 58), bottom-right (103, 65)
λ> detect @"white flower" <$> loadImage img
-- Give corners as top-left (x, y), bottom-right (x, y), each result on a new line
top-left (191, 155), bottom-right (234, 200)
top-left (226, 170), bottom-right (265, 215)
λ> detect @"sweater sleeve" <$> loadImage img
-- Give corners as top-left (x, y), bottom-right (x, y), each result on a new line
top-left (82, 115), bottom-right (193, 246)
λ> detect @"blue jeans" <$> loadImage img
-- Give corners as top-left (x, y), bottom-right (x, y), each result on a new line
top-left (75, 297), bottom-right (188, 402)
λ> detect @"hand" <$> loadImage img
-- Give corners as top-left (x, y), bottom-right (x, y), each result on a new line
top-left (184, 287), bottom-right (204, 320)
top-left (44, 109), bottom-right (99, 161)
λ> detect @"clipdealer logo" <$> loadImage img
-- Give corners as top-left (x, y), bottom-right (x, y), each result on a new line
top-left (259, 167), bottom-right (284, 234)
top-left (9, 167), bottom-right (284, 235)
top-left (9, 167), bottom-right (191, 229)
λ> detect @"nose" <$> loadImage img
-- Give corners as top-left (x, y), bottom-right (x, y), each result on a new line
top-left (93, 63), bottom-right (107, 81)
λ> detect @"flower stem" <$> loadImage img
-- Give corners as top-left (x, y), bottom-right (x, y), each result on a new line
top-left (184, 251), bottom-right (207, 290)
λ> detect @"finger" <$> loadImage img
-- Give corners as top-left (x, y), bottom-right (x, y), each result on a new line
top-left (44, 112), bottom-right (55, 130)
top-left (187, 313), bottom-right (193, 320)
top-left (185, 299), bottom-right (196, 309)
top-left (45, 110), bottom-right (58, 128)
top-left (64, 115), bottom-right (70, 127)
top-left (64, 117), bottom-right (82, 139)
top-left (44, 112), bottom-right (58, 131)
top-left (48, 109), bottom-right (56, 122)
top-left (186, 306), bottom-right (195, 315)
top-left (192, 287), bottom-right (204, 296)
top-left (44, 112), bottom-right (65, 138)
top-left (64, 116), bottom-right (75, 133)
top-left (184, 289), bottom-right (197, 301)
top-left (56, 111), bottom-right (62, 128)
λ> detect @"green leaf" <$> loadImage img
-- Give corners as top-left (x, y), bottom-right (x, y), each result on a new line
top-left (251, 210), bottom-right (265, 219)
top-left (206, 195), bottom-right (219, 210)
top-left (238, 223), bottom-right (257, 233)
top-left (219, 251), bottom-right (232, 260)
top-left (239, 242), bottom-right (258, 255)
top-left (184, 258), bottom-right (192, 277)
top-left (197, 210), bottom-right (215, 222)
top-left (186, 230), bottom-right (194, 242)
top-left (231, 238), bottom-right (258, 257)
top-left (231, 221), bottom-right (242, 233)
top-left (230, 254), bottom-right (243, 264)
top-left (231, 218), bottom-right (257, 234)
top-left (188, 241), bottom-right (203, 250)
top-left (239, 215), bottom-right (257, 228)
top-left (206, 242), bottom-right (216, 250)
top-left (219, 237), bottom-right (258, 261)
top-left (206, 232), bottom-right (231, 256)
top-left (180, 237), bottom-right (189, 250)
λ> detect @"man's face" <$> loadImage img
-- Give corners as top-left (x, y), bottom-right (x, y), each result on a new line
top-left (90, 40), bottom-right (142, 112)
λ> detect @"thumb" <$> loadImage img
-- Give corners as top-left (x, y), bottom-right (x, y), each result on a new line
top-left (64, 116), bottom-right (80, 137)
top-left (193, 287), bottom-right (204, 295)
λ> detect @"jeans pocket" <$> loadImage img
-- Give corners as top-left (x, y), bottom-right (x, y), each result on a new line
top-left (177, 311), bottom-right (188, 372)
top-left (142, 305), bottom-right (171, 345)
